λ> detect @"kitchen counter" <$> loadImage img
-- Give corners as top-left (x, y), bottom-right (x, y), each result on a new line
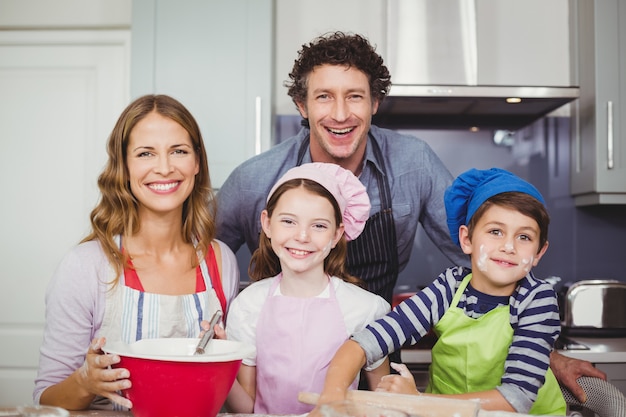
top-left (402, 336), bottom-right (626, 364)
top-left (556, 336), bottom-right (626, 362)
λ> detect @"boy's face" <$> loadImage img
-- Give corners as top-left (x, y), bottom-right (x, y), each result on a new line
top-left (459, 204), bottom-right (549, 296)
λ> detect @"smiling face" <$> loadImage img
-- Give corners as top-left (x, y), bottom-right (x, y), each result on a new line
top-left (261, 186), bottom-right (344, 277)
top-left (126, 111), bottom-right (199, 217)
top-left (296, 64), bottom-right (379, 174)
top-left (459, 204), bottom-right (549, 296)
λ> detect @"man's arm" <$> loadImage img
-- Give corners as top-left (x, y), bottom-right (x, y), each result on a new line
top-left (215, 169), bottom-right (251, 254)
top-left (415, 142), bottom-right (470, 268)
top-left (550, 350), bottom-right (607, 403)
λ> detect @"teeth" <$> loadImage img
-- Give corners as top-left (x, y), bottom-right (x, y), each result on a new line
top-left (149, 182), bottom-right (178, 191)
top-left (290, 249), bottom-right (309, 256)
top-left (328, 127), bottom-right (352, 134)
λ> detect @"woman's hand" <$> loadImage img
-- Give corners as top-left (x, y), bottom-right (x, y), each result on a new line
top-left (199, 318), bottom-right (226, 339)
top-left (77, 337), bottom-right (132, 409)
top-left (375, 363), bottom-right (420, 395)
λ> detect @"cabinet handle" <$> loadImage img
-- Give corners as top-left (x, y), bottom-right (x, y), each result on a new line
top-left (607, 101), bottom-right (614, 169)
top-left (255, 96), bottom-right (262, 155)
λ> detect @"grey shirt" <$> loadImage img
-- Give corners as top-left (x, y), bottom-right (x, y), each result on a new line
top-left (215, 125), bottom-right (468, 278)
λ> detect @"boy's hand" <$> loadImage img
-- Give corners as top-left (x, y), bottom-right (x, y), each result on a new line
top-left (375, 363), bottom-right (420, 395)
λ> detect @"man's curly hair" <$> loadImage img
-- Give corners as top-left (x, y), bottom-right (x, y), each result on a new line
top-left (285, 31), bottom-right (391, 108)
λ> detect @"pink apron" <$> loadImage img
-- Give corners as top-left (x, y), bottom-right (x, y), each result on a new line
top-left (254, 275), bottom-right (358, 414)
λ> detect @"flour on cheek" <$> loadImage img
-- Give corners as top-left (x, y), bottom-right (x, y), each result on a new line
top-left (521, 257), bottom-right (534, 273)
top-left (477, 244), bottom-right (489, 272)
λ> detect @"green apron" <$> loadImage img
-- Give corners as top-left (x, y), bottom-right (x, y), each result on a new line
top-left (426, 273), bottom-right (566, 415)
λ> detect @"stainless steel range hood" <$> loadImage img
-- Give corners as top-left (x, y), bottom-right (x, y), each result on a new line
top-left (373, 84), bottom-right (580, 131)
top-left (373, 0), bottom-right (580, 131)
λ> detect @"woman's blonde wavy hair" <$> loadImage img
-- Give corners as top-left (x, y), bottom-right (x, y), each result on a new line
top-left (82, 94), bottom-right (216, 283)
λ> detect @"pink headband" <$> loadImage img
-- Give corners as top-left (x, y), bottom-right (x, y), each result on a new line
top-left (267, 163), bottom-right (371, 241)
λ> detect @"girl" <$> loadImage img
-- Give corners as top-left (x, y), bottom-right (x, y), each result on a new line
top-left (34, 95), bottom-right (239, 410)
top-left (225, 162), bottom-right (390, 414)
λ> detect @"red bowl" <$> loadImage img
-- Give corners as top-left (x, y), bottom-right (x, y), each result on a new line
top-left (104, 338), bottom-right (255, 417)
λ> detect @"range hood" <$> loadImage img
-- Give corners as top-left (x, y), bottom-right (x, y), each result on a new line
top-left (373, 85), bottom-right (580, 131)
top-left (373, 0), bottom-right (580, 131)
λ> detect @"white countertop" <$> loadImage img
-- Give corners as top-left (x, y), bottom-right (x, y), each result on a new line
top-left (401, 336), bottom-right (626, 364)
top-left (556, 336), bottom-right (626, 363)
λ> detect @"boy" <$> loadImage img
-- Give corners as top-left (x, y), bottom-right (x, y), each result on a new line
top-left (316, 168), bottom-right (566, 415)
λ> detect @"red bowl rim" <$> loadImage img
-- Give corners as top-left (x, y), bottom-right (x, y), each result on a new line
top-left (103, 338), bottom-right (255, 363)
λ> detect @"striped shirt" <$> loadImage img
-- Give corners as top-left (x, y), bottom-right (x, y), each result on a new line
top-left (352, 266), bottom-right (561, 411)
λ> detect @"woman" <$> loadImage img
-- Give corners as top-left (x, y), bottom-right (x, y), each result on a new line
top-left (34, 95), bottom-right (239, 410)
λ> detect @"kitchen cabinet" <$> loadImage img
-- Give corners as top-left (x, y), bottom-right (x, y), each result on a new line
top-left (1, 1), bottom-right (130, 408)
top-left (387, 0), bottom-right (571, 88)
top-left (131, 0), bottom-right (273, 187)
top-left (595, 363), bottom-right (626, 396)
top-left (0, 29), bottom-right (130, 406)
top-left (476, 0), bottom-right (571, 87)
top-left (570, 0), bottom-right (626, 205)
top-left (274, 0), bottom-right (386, 115)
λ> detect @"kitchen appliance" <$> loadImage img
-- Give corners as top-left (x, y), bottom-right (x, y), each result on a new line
top-left (373, 0), bottom-right (579, 130)
top-left (560, 280), bottom-right (626, 337)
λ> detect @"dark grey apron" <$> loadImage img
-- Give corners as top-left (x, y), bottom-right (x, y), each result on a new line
top-left (296, 134), bottom-right (400, 303)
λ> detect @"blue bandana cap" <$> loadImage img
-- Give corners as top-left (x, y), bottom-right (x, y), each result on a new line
top-left (444, 168), bottom-right (545, 246)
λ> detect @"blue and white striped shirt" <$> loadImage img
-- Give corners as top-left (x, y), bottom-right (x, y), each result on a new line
top-left (352, 266), bottom-right (561, 412)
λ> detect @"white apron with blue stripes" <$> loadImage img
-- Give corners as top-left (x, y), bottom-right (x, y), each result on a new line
top-left (99, 237), bottom-right (223, 344)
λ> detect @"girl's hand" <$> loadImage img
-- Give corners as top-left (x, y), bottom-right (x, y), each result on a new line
top-left (77, 337), bottom-right (132, 409)
top-left (375, 362), bottom-right (420, 395)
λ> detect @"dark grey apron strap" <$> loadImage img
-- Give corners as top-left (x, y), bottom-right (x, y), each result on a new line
top-left (370, 135), bottom-right (399, 281)
top-left (346, 136), bottom-right (399, 303)
top-left (296, 136), bottom-right (309, 164)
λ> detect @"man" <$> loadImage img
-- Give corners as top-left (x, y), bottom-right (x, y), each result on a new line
top-left (216, 31), bottom-right (605, 401)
